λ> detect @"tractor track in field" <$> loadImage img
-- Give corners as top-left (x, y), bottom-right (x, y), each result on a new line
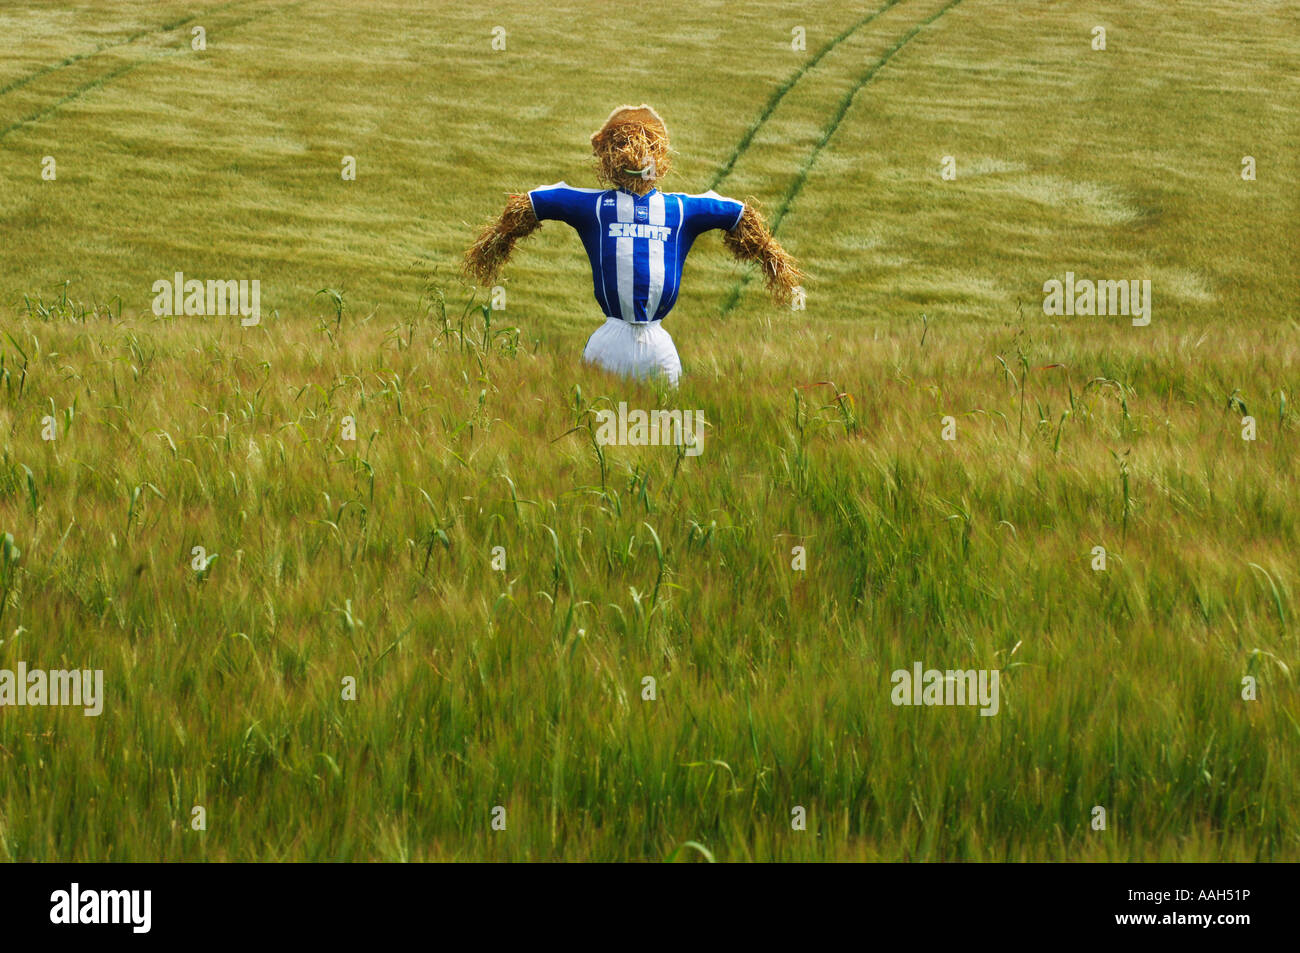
top-left (0, 1), bottom-right (305, 144)
top-left (0, 0), bottom-right (252, 99)
top-left (717, 0), bottom-right (967, 315)
top-left (706, 0), bottom-right (904, 192)
top-left (0, 51), bottom-right (187, 142)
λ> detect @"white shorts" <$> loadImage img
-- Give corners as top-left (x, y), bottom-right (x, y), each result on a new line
top-left (582, 317), bottom-right (681, 386)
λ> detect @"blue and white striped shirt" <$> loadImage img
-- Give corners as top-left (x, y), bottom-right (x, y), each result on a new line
top-left (528, 182), bottom-right (745, 323)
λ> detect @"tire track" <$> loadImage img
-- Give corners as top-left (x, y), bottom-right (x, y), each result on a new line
top-left (720, 0), bottom-right (967, 315)
top-left (0, 51), bottom-right (187, 141)
top-left (0, 0), bottom-right (250, 98)
top-left (0, 2), bottom-right (305, 143)
top-left (707, 0), bottom-right (905, 192)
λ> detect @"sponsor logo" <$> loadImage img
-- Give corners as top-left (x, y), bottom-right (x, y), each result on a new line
top-left (607, 223), bottom-right (672, 240)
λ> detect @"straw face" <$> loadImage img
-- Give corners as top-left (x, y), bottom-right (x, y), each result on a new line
top-left (590, 104), bottom-right (672, 194)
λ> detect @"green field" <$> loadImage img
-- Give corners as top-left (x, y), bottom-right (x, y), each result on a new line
top-left (0, 0), bottom-right (1297, 861)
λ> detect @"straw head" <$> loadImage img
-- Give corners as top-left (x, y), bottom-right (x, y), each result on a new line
top-left (590, 104), bottom-right (672, 194)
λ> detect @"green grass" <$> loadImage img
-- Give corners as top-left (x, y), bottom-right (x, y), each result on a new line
top-left (0, 0), bottom-right (1296, 861)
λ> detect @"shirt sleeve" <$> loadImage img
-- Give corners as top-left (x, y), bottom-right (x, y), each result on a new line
top-left (528, 182), bottom-right (589, 227)
top-left (682, 190), bottom-right (745, 235)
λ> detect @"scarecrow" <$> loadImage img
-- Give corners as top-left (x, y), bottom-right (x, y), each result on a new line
top-left (463, 104), bottom-right (803, 385)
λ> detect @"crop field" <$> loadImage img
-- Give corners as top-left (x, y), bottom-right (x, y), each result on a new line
top-left (0, 0), bottom-right (1297, 861)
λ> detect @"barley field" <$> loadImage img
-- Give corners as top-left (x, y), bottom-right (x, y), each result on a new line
top-left (0, 0), bottom-right (1297, 861)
